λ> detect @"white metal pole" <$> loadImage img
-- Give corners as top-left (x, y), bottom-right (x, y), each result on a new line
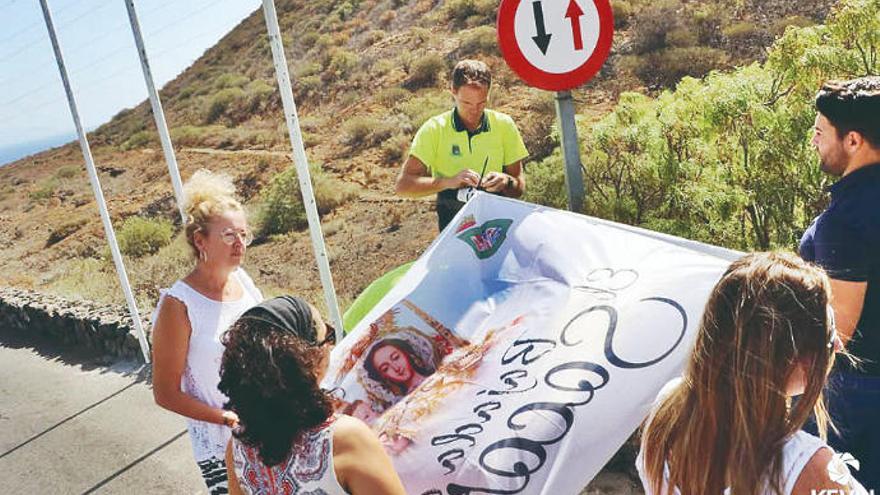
top-left (39, 0), bottom-right (152, 363)
top-left (260, 0), bottom-right (343, 341)
top-left (123, 0), bottom-right (186, 225)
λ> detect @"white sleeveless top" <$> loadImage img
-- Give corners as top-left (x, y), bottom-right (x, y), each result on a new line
top-left (231, 415), bottom-right (348, 495)
top-left (636, 379), bottom-right (865, 494)
top-left (154, 268), bottom-right (262, 462)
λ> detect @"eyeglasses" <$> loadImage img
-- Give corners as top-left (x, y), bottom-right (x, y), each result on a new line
top-left (220, 228), bottom-right (253, 246)
top-left (316, 321), bottom-right (337, 347)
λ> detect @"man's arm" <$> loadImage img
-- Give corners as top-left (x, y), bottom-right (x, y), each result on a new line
top-left (395, 155), bottom-right (479, 198)
top-left (829, 278), bottom-right (867, 344)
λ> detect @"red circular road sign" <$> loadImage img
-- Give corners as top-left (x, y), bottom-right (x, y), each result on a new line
top-left (497, 0), bottom-right (614, 91)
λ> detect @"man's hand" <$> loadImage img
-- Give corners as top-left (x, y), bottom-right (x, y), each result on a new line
top-left (447, 169), bottom-right (481, 189)
top-left (480, 171), bottom-right (509, 193)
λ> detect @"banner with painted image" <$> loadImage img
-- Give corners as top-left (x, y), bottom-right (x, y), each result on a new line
top-left (322, 193), bottom-right (739, 495)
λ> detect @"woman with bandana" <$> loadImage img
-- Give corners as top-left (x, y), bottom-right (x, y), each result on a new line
top-left (220, 296), bottom-right (406, 495)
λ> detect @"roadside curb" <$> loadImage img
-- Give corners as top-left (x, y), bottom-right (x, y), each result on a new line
top-left (0, 286), bottom-right (147, 362)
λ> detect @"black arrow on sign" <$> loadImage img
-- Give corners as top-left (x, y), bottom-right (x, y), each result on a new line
top-left (531, 0), bottom-right (551, 55)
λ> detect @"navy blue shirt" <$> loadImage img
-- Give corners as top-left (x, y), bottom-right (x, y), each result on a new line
top-left (800, 163), bottom-right (880, 375)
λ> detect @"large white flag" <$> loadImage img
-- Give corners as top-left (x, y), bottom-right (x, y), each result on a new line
top-left (323, 193), bottom-right (739, 495)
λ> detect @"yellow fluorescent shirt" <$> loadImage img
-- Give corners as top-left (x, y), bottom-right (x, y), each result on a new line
top-left (409, 109), bottom-right (529, 180)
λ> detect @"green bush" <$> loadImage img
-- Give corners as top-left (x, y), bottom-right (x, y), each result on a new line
top-left (117, 216), bottom-right (174, 258)
top-left (55, 165), bottom-right (79, 179)
top-left (375, 87), bottom-right (411, 107)
top-left (122, 130), bottom-right (157, 150)
top-left (522, 152), bottom-right (568, 210)
top-left (204, 87), bottom-right (246, 123)
top-left (170, 125), bottom-right (215, 147)
top-left (213, 73), bottom-right (250, 90)
top-left (400, 92), bottom-right (451, 129)
top-left (442, 0), bottom-right (497, 28)
top-left (405, 54), bottom-right (446, 89)
top-left (722, 21), bottom-right (765, 43)
top-left (342, 115), bottom-right (404, 149)
top-left (771, 15), bottom-right (815, 36)
top-left (628, 47), bottom-right (729, 87)
top-left (611, 0), bottom-right (633, 29)
top-left (326, 49), bottom-right (358, 80)
top-left (457, 26), bottom-right (498, 57)
top-left (29, 177), bottom-right (59, 201)
top-left (380, 132), bottom-right (412, 164)
top-left (667, 28), bottom-right (699, 48)
top-left (257, 163), bottom-right (358, 237)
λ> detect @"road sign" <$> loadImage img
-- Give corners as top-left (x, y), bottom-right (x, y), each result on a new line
top-left (497, 0), bottom-right (614, 91)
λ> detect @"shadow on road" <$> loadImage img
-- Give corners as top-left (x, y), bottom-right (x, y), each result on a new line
top-left (80, 429), bottom-right (188, 495)
top-left (0, 325), bottom-right (148, 379)
top-left (0, 367), bottom-right (149, 461)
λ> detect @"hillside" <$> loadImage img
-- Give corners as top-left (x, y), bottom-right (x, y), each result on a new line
top-left (0, 0), bottom-right (838, 312)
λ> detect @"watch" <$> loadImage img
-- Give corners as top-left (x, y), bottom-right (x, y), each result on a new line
top-left (506, 176), bottom-right (515, 190)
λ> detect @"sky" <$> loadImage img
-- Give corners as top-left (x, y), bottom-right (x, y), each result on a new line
top-left (0, 0), bottom-right (262, 165)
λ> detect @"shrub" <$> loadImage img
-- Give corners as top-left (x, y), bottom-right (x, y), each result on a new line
top-left (611, 0), bottom-right (633, 29)
top-left (522, 152), bottom-right (567, 210)
top-left (30, 177), bottom-right (59, 201)
top-left (46, 218), bottom-right (87, 247)
top-left (405, 54), bottom-right (446, 89)
top-left (771, 15), bottom-right (814, 36)
top-left (629, 47), bottom-right (729, 87)
top-left (256, 163), bottom-right (358, 237)
top-left (363, 29), bottom-right (386, 47)
top-left (170, 125), bottom-right (213, 147)
top-left (629, 0), bottom-right (681, 54)
top-left (204, 87), bottom-right (246, 123)
top-left (55, 165), bottom-right (79, 179)
top-left (213, 73), bottom-right (250, 90)
top-left (375, 87), bottom-right (411, 107)
top-left (342, 115), bottom-right (404, 149)
top-left (667, 28), bottom-right (699, 48)
top-left (117, 216), bottom-right (174, 258)
top-left (400, 92), bottom-right (451, 129)
top-left (457, 25), bottom-right (498, 57)
top-left (326, 49), bottom-right (359, 80)
top-left (121, 130), bottom-right (156, 150)
top-left (722, 21), bottom-right (764, 43)
top-left (442, 0), bottom-right (497, 28)
top-left (380, 132), bottom-right (412, 164)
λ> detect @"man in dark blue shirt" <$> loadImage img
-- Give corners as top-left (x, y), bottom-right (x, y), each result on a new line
top-left (800, 76), bottom-right (880, 488)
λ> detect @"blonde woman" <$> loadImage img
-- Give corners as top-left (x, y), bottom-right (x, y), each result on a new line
top-left (152, 169), bottom-right (263, 494)
top-left (638, 252), bottom-right (866, 494)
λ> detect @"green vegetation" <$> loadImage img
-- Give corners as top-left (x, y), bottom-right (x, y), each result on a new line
top-left (116, 216), bottom-right (175, 258)
top-left (29, 177), bottom-right (59, 201)
top-left (55, 165), bottom-right (80, 179)
top-left (256, 163), bottom-right (358, 237)
top-left (405, 54), bottom-right (446, 89)
top-left (528, 0), bottom-right (879, 251)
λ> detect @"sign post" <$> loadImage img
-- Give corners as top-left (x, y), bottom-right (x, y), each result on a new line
top-left (497, 0), bottom-right (614, 212)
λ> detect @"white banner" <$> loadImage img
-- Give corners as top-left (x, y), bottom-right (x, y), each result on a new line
top-left (323, 193), bottom-right (738, 495)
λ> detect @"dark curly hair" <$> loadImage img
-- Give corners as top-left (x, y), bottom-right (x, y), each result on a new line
top-left (218, 319), bottom-right (333, 466)
top-left (363, 338), bottom-right (435, 396)
top-left (816, 76), bottom-right (880, 147)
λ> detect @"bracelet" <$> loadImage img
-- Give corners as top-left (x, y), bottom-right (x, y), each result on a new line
top-left (506, 176), bottom-right (515, 190)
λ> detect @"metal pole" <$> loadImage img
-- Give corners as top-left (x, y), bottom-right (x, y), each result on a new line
top-left (555, 90), bottom-right (585, 212)
top-left (39, 0), bottom-right (152, 363)
top-left (260, 0), bottom-right (344, 340)
top-left (123, 0), bottom-right (186, 225)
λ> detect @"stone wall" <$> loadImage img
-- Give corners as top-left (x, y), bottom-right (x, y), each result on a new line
top-left (0, 287), bottom-right (146, 361)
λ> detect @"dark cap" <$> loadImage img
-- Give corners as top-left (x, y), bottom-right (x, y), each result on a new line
top-left (237, 295), bottom-right (317, 344)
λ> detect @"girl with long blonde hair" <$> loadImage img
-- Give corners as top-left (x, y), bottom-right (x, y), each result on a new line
top-left (638, 252), bottom-right (865, 494)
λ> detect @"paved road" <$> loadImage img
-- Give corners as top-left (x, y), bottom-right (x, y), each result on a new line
top-left (0, 328), bottom-right (205, 494)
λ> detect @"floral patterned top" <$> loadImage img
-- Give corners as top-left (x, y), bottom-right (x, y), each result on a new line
top-left (231, 415), bottom-right (348, 495)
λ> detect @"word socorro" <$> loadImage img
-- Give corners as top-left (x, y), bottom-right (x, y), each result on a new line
top-left (421, 268), bottom-right (688, 495)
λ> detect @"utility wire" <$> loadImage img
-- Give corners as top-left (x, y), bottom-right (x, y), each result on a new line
top-left (0, 0), bottom-right (241, 108)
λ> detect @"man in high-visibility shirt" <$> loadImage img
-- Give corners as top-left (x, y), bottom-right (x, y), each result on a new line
top-left (395, 59), bottom-right (529, 231)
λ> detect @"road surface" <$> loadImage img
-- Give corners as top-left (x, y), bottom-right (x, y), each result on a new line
top-left (0, 327), bottom-right (205, 494)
